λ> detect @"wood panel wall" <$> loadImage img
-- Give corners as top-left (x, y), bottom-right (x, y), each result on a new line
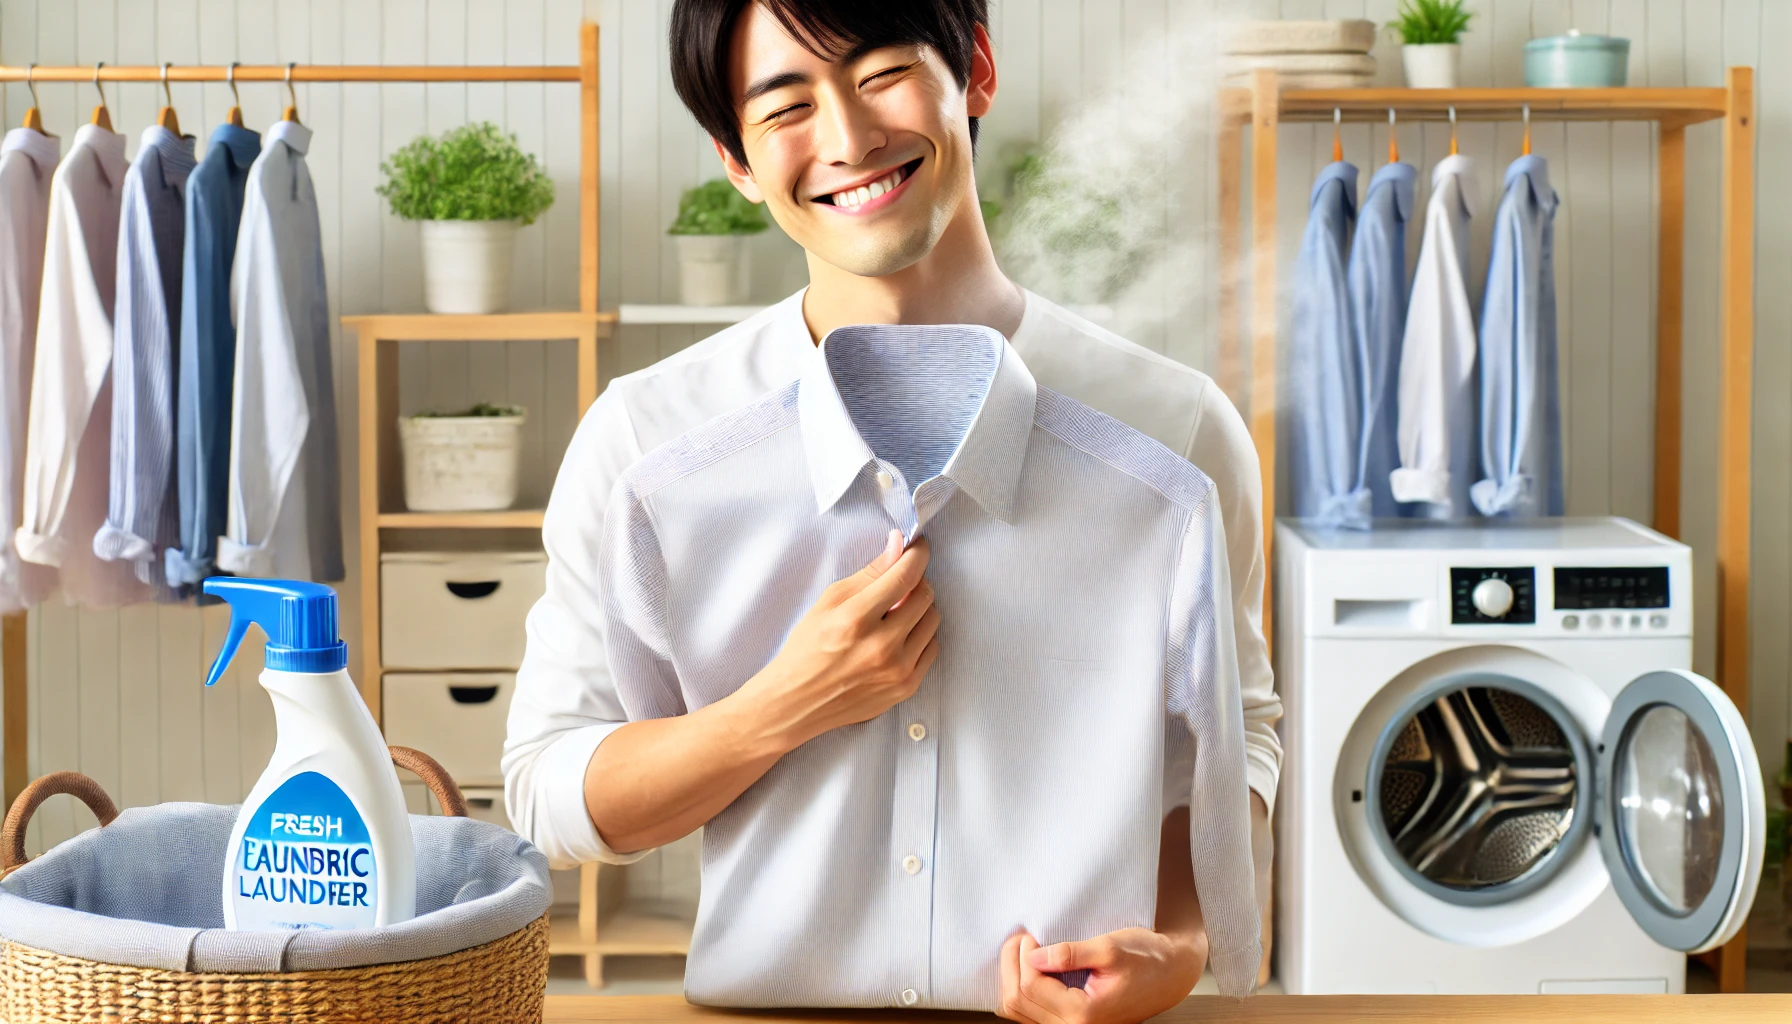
top-left (0, 0), bottom-right (1785, 880)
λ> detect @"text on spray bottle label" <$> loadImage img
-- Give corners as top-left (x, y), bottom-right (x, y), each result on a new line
top-left (232, 771), bottom-right (380, 929)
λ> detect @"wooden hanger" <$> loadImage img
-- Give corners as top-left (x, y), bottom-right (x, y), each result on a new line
top-left (1449, 105), bottom-right (1458, 156)
top-left (1331, 108), bottom-right (1343, 163)
top-left (157, 63), bottom-right (180, 135)
top-left (226, 62), bottom-right (244, 126)
top-left (1387, 108), bottom-right (1399, 164)
top-left (21, 64), bottom-right (44, 134)
top-left (282, 62), bottom-right (300, 123)
top-left (90, 62), bottom-right (111, 131)
top-left (1522, 103), bottom-right (1532, 156)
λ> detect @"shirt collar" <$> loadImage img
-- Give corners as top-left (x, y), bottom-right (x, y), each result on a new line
top-left (137, 125), bottom-right (198, 180)
top-left (1310, 160), bottom-right (1358, 213)
top-left (0, 127), bottom-right (60, 173)
top-left (208, 122), bottom-right (262, 170)
top-left (268, 119), bottom-right (311, 156)
top-left (1505, 154), bottom-right (1557, 215)
top-left (1368, 160), bottom-right (1416, 222)
top-left (1431, 153), bottom-right (1476, 218)
top-left (798, 323), bottom-right (1037, 528)
top-left (72, 123), bottom-right (127, 184)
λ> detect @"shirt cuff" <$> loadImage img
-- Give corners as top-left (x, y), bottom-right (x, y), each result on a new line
top-left (14, 528), bottom-right (66, 567)
top-left (92, 522), bottom-right (155, 564)
top-left (1246, 749), bottom-right (1278, 818)
top-left (217, 536), bottom-right (275, 577)
top-left (165, 546), bottom-right (215, 587)
top-left (1389, 467), bottom-right (1450, 506)
top-left (536, 722), bottom-right (653, 868)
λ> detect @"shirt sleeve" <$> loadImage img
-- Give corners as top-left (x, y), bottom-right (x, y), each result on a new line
top-left (1182, 382), bottom-right (1282, 814)
top-left (502, 386), bottom-right (655, 868)
top-left (1167, 487), bottom-right (1261, 998)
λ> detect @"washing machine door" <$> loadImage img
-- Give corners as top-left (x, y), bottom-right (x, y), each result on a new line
top-left (1596, 669), bottom-right (1765, 953)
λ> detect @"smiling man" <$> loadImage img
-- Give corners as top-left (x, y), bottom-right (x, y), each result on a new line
top-left (503, 2), bottom-right (1280, 1020)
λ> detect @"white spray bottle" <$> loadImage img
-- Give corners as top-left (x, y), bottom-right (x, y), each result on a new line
top-left (206, 577), bottom-right (415, 930)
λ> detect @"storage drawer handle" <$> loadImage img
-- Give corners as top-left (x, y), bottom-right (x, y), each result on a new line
top-left (446, 580), bottom-right (501, 599)
top-left (450, 685), bottom-right (501, 705)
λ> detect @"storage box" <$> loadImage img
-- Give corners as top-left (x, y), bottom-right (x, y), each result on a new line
top-left (384, 671), bottom-right (515, 787)
top-left (382, 551), bottom-right (545, 670)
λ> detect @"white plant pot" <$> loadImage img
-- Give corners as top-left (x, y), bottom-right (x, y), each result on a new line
top-left (674, 234), bottom-right (749, 306)
top-left (399, 412), bottom-right (527, 512)
top-left (421, 219), bottom-right (518, 314)
top-left (1402, 43), bottom-right (1460, 89)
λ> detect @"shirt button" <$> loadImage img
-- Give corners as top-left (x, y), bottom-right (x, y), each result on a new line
top-left (900, 988), bottom-right (919, 1006)
top-left (908, 722), bottom-right (926, 741)
top-left (902, 854), bottom-right (921, 875)
top-left (875, 469), bottom-right (894, 489)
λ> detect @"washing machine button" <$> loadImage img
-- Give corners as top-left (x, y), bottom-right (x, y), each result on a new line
top-left (1587, 614), bottom-right (1603, 629)
top-left (1563, 614), bottom-right (1580, 629)
top-left (1471, 577), bottom-right (1516, 618)
top-left (1650, 613), bottom-right (1668, 629)
top-left (1629, 614), bottom-right (1643, 629)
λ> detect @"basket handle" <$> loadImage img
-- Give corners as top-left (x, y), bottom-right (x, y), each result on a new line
top-left (389, 746), bottom-right (468, 817)
top-left (2, 772), bottom-right (121, 874)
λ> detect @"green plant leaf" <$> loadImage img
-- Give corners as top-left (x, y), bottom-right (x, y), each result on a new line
top-left (1390, 0), bottom-right (1473, 45)
top-left (376, 122), bottom-right (556, 224)
top-left (667, 178), bottom-right (770, 235)
top-left (414, 401), bottom-right (524, 418)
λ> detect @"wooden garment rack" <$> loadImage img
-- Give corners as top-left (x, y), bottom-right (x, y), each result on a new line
top-left (0, 21), bottom-right (631, 984)
top-left (1216, 69), bottom-right (1757, 992)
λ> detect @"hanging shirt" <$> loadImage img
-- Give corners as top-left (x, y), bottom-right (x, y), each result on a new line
top-left (1348, 161), bottom-right (1416, 519)
top-left (1392, 154), bottom-right (1478, 518)
top-left (597, 325), bottom-right (1260, 1007)
top-left (219, 120), bottom-right (343, 582)
top-left (1285, 161), bottom-right (1363, 527)
top-left (1473, 155), bottom-right (1563, 518)
top-left (167, 123), bottom-right (259, 588)
top-left (94, 126), bottom-right (196, 595)
top-left (0, 128), bottom-right (61, 611)
top-left (502, 290), bottom-right (1282, 885)
top-left (16, 124), bottom-right (149, 608)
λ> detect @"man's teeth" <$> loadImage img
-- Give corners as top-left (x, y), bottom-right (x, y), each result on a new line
top-left (831, 166), bottom-right (907, 209)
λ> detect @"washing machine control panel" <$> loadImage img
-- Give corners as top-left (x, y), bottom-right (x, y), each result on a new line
top-left (1450, 566), bottom-right (1535, 623)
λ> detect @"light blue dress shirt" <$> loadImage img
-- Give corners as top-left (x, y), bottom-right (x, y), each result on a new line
top-left (94, 126), bottom-right (195, 595)
top-left (1473, 155), bottom-right (1563, 518)
top-left (168, 123), bottom-right (259, 588)
top-left (1286, 162), bottom-right (1364, 527)
top-left (598, 325), bottom-right (1260, 1007)
top-left (1349, 162), bottom-right (1416, 519)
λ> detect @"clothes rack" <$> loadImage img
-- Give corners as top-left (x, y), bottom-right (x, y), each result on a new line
top-left (0, 21), bottom-right (624, 983)
top-left (1215, 69), bottom-right (1757, 992)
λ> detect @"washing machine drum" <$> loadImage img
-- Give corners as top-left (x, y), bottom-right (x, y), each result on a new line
top-left (1355, 667), bottom-right (1765, 954)
top-left (1378, 686), bottom-right (1582, 892)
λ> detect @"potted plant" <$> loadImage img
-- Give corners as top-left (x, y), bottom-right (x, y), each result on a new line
top-left (1390, 0), bottom-right (1472, 89)
top-left (668, 178), bottom-right (768, 306)
top-left (398, 402), bottom-right (528, 512)
top-left (378, 122), bottom-right (555, 314)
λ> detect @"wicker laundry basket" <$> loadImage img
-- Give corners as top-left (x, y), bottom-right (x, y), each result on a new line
top-left (0, 747), bottom-right (551, 1024)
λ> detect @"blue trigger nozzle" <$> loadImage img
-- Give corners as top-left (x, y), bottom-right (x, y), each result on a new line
top-left (202, 577), bottom-right (349, 686)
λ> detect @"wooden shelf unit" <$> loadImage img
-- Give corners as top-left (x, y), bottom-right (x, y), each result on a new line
top-left (1217, 72), bottom-right (1756, 992)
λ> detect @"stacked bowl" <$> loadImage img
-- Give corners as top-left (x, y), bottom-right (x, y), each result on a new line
top-left (1223, 20), bottom-right (1378, 89)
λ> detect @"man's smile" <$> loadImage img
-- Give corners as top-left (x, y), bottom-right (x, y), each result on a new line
top-left (811, 157), bottom-right (924, 215)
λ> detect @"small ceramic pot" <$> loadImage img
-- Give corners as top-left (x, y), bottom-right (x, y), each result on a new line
top-left (1524, 30), bottom-right (1630, 87)
top-left (674, 234), bottom-right (749, 306)
top-left (420, 219), bottom-right (518, 314)
top-left (1402, 43), bottom-right (1460, 89)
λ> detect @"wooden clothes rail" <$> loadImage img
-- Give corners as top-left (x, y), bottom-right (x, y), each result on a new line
top-left (1217, 68), bottom-right (1757, 992)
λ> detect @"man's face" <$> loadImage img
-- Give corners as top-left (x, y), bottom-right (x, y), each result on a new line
top-left (719, 6), bottom-right (994, 278)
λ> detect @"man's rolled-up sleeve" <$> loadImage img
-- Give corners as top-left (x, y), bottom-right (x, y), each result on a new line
top-left (503, 387), bottom-right (653, 869)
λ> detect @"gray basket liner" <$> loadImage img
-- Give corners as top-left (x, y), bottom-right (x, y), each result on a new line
top-left (0, 803), bottom-right (551, 973)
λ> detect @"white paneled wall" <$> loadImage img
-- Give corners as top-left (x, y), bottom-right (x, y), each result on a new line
top-left (2, 0), bottom-right (1788, 874)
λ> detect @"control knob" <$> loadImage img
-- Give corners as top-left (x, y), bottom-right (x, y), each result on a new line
top-left (1471, 577), bottom-right (1515, 619)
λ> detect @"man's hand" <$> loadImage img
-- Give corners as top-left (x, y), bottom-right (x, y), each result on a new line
top-left (732, 529), bottom-right (940, 751)
top-left (997, 927), bottom-right (1207, 1024)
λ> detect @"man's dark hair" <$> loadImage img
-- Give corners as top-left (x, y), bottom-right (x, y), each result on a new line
top-left (670, 0), bottom-right (988, 168)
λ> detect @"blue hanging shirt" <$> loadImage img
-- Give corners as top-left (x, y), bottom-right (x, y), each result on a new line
top-left (1286, 161), bottom-right (1363, 528)
top-left (1348, 161), bottom-right (1416, 519)
top-left (167, 122), bottom-right (260, 587)
top-left (1473, 155), bottom-right (1563, 518)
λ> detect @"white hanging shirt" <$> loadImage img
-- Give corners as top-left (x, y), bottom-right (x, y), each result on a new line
top-left (0, 128), bottom-right (62, 610)
top-left (220, 120), bottom-right (343, 582)
top-left (599, 325), bottom-right (1260, 1006)
top-left (16, 124), bottom-right (148, 608)
top-left (1391, 154), bottom-right (1479, 517)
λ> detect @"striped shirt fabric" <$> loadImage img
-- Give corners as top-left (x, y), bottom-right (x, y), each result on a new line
top-left (599, 325), bottom-right (1260, 1008)
top-left (0, 127), bottom-right (61, 611)
top-left (94, 126), bottom-right (195, 595)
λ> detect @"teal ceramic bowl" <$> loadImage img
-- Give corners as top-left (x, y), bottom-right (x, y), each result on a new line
top-left (1524, 31), bottom-right (1630, 87)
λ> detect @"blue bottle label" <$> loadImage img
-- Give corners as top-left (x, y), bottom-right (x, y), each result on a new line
top-left (231, 771), bottom-right (378, 929)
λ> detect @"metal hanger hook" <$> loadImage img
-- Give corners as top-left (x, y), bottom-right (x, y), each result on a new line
top-left (161, 62), bottom-right (173, 108)
top-left (227, 61), bottom-right (241, 107)
top-left (285, 62), bottom-right (298, 110)
top-left (1448, 104), bottom-right (1459, 155)
top-left (25, 63), bottom-right (38, 109)
top-left (92, 61), bottom-right (107, 108)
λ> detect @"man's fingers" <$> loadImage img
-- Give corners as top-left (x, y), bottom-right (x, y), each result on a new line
top-left (997, 933), bottom-right (1033, 1023)
top-left (884, 578), bottom-right (936, 635)
top-left (904, 634), bottom-right (941, 684)
top-left (1026, 937), bottom-right (1120, 974)
top-left (1016, 934), bottom-right (1084, 1022)
top-left (845, 535), bottom-right (930, 618)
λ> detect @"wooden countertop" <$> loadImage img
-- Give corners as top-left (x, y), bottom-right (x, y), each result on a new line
top-left (544, 994), bottom-right (1792, 1023)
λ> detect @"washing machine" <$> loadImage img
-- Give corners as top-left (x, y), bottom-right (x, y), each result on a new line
top-left (1275, 516), bottom-right (1764, 994)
